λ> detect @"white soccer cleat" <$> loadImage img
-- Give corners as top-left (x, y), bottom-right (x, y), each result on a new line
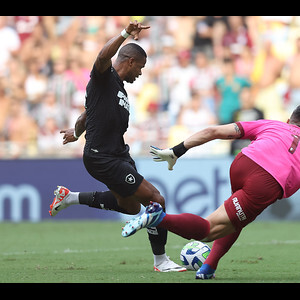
top-left (49, 186), bottom-right (71, 217)
top-left (122, 202), bottom-right (166, 237)
top-left (154, 257), bottom-right (187, 272)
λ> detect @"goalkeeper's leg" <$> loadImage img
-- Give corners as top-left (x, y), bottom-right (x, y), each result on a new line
top-left (157, 203), bottom-right (236, 242)
top-left (203, 229), bottom-right (242, 270)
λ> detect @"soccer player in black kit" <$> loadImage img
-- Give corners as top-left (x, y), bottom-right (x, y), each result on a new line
top-left (49, 20), bottom-right (186, 272)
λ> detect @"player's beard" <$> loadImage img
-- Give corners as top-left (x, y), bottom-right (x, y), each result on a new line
top-left (126, 76), bottom-right (136, 84)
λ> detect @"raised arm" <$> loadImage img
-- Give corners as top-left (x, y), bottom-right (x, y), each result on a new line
top-left (95, 20), bottom-right (150, 73)
top-left (95, 34), bottom-right (126, 73)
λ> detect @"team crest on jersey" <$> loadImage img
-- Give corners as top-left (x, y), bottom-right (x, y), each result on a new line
top-left (125, 174), bottom-right (136, 185)
top-left (117, 91), bottom-right (130, 112)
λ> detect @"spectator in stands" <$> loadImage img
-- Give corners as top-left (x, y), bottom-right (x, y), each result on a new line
top-left (0, 80), bottom-right (11, 142)
top-left (47, 57), bottom-right (76, 127)
top-left (252, 39), bottom-right (286, 120)
top-left (230, 86), bottom-right (264, 155)
top-left (168, 90), bottom-right (219, 157)
top-left (24, 58), bottom-right (47, 117)
top-left (234, 45), bottom-right (254, 78)
top-left (19, 21), bottom-right (51, 73)
top-left (193, 16), bottom-right (229, 59)
top-left (152, 34), bottom-right (177, 111)
top-left (37, 91), bottom-right (64, 128)
top-left (37, 116), bottom-right (63, 157)
top-left (0, 16), bottom-right (21, 76)
top-left (64, 46), bottom-right (90, 110)
top-left (0, 16), bottom-right (298, 159)
top-left (4, 57), bottom-right (27, 102)
top-left (4, 99), bottom-right (37, 158)
top-left (190, 51), bottom-right (221, 113)
top-left (166, 16), bottom-right (196, 51)
top-left (178, 90), bottom-right (217, 132)
top-left (233, 86), bottom-right (264, 122)
top-left (167, 49), bottom-right (197, 125)
top-left (215, 57), bottom-right (251, 124)
top-left (193, 16), bottom-right (214, 58)
top-left (222, 16), bottom-right (253, 60)
top-left (14, 16), bottom-right (41, 44)
top-left (286, 36), bottom-right (300, 115)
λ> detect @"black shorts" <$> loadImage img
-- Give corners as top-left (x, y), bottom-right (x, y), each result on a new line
top-left (83, 154), bottom-right (144, 198)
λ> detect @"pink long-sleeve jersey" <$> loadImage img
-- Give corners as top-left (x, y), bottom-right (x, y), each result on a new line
top-left (236, 120), bottom-right (300, 198)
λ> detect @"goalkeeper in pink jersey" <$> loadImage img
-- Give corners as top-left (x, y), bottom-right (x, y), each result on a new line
top-left (122, 105), bottom-right (300, 279)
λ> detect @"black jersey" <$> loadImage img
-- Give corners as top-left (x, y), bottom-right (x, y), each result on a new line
top-left (84, 64), bottom-right (130, 158)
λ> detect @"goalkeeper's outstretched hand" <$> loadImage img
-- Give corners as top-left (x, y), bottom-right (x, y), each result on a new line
top-left (149, 146), bottom-right (178, 171)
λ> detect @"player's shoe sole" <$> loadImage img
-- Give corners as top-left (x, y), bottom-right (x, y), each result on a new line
top-left (122, 202), bottom-right (166, 237)
top-left (49, 186), bottom-right (70, 217)
top-left (195, 263), bottom-right (215, 279)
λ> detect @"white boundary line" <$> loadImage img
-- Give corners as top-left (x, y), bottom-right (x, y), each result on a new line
top-left (2, 240), bottom-right (300, 257)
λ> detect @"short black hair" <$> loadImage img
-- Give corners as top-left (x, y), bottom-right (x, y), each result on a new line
top-left (290, 105), bottom-right (300, 126)
top-left (117, 43), bottom-right (147, 62)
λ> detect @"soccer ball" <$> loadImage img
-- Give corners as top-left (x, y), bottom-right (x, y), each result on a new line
top-left (180, 241), bottom-right (211, 271)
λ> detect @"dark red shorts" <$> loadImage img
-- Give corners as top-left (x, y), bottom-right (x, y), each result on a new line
top-left (224, 152), bottom-right (283, 230)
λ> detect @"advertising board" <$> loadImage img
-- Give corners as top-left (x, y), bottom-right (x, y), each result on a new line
top-left (0, 158), bottom-right (299, 222)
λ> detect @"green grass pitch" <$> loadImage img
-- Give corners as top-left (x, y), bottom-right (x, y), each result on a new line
top-left (1, 220), bottom-right (300, 283)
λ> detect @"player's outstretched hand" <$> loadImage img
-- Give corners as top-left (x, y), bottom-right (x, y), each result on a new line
top-left (125, 20), bottom-right (150, 40)
top-left (150, 146), bottom-right (178, 171)
top-left (60, 128), bottom-right (78, 145)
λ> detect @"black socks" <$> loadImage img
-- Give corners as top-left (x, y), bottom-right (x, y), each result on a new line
top-left (79, 191), bottom-right (128, 214)
top-left (79, 190), bottom-right (167, 255)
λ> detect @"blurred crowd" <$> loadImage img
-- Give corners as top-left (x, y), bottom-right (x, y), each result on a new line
top-left (1, 16), bottom-right (300, 159)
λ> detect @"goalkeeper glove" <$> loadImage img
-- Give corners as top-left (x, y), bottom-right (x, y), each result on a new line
top-left (149, 146), bottom-right (178, 171)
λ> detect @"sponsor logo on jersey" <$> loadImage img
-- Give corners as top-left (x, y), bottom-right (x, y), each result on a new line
top-left (117, 91), bottom-right (130, 112)
top-left (232, 197), bottom-right (247, 221)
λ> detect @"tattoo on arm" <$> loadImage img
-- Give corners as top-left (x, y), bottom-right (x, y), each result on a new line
top-left (234, 123), bottom-right (241, 136)
top-left (227, 123), bottom-right (242, 139)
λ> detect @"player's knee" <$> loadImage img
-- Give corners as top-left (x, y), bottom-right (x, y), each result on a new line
top-left (136, 180), bottom-right (165, 209)
top-left (128, 206), bottom-right (141, 215)
top-left (151, 191), bottom-right (165, 209)
top-left (124, 202), bottom-right (141, 215)
top-left (203, 221), bottom-right (236, 242)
